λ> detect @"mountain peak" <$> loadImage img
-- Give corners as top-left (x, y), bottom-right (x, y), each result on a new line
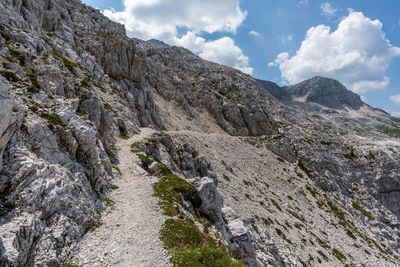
top-left (286, 76), bottom-right (363, 110)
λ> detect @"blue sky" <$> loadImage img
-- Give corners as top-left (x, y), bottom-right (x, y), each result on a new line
top-left (82, 0), bottom-right (400, 115)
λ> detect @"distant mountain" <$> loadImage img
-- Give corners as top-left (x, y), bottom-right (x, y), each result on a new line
top-left (255, 79), bottom-right (292, 102)
top-left (286, 76), bottom-right (363, 110)
top-left (257, 76), bottom-right (364, 110)
top-left (146, 39), bottom-right (170, 47)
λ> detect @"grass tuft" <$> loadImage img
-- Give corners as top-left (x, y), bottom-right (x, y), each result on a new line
top-left (161, 218), bottom-right (242, 267)
top-left (351, 202), bottom-right (375, 221)
top-left (41, 112), bottom-right (66, 127)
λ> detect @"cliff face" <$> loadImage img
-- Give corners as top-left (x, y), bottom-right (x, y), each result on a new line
top-left (1, 0), bottom-right (400, 266)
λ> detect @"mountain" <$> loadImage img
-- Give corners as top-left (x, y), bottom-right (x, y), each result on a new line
top-left (1, 0), bottom-right (400, 266)
top-left (146, 39), bottom-right (170, 47)
top-left (286, 76), bottom-right (363, 110)
top-left (258, 76), bottom-right (363, 110)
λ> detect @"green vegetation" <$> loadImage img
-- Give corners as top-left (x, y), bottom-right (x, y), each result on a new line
top-left (50, 52), bottom-right (79, 71)
top-left (0, 30), bottom-right (12, 41)
top-left (317, 250), bottom-right (329, 261)
top-left (384, 127), bottom-right (400, 138)
top-left (81, 76), bottom-right (92, 87)
top-left (306, 185), bottom-right (319, 199)
top-left (111, 165), bottom-right (122, 176)
top-left (88, 221), bottom-right (103, 231)
top-left (119, 134), bottom-right (129, 140)
top-left (131, 137), bottom-right (243, 266)
top-left (275, 227), bottom-right (292, 245)
top-left (41, 112), bottom-right (66, 127)
top-left (2, 45), bottom-right (25, 65)
top-left (130, 142), bottom-right (141, 153)
top-left (135, 151), bottom-right (241, 266)
top-left (161, 218), bottom-right (241, 267)
top-left (222, 174), bottom-right (231, 182)
top-left (277, 157), bottom-right (285, 163)
top-left (343, 149), bottom-right (357, 160)
top-left (271, 199), bottom-right (282, 212)
top-left (102, 100), bottom-right (113, 112)
top-left (104, 197), bottom-right (115, 207)
top-left (25, 68), bottom-right (40, 92)
top-left (297, 160), bottom-right (312, 178)
top-left (351, 202), bottom-right (375, 221)
top-left (332, 248), bottom-right (347, 262)
top-left (153, 161), bottom-right (201, 216)
top-left (0, 69), bottom-right (20, 83)
top-left (137, 154), bottom-right (153, 169)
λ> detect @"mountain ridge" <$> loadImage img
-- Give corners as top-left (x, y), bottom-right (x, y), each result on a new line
top-left (1, 0), bottom-right (400, 266)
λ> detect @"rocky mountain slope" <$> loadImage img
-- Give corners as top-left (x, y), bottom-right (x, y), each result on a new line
top-left (0, 0), bottom-right (400, 266)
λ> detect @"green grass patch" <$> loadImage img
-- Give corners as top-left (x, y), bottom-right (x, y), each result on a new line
top-left (154, 162), bottom-right (201, 216)
top-left (50, 52), bottom-right (79, 71)
top-left (41, 112), bottom-right (66, 127)
top-left (297, 160), bottom-right (312, 178)
top-left (130, 142), bottom-right (141, 153)
top-left (102, 100), bottom-right (113, 112)
top-left (0, 30), bottom-right (12, 41)
top-left (352, 202), bottom-right (375, 221)
top-left (0, 69), bottom-right (20, 83)
top-left (161, 218), bottom-right (241, 267)
top-left (119, 134), bottom-right (129, 140)
top-left (111, 165), bottom-right (122, 176)
top-left (271, 199), bottom-right (282, 212)
top-left (25, 68), bottom-right (40, 92)
top-left (104, 197), bottom-right (115, 207)
top-left (343, 149), bottom-right (357, 160)
top-left (332, 248), bottom-right (346, 262)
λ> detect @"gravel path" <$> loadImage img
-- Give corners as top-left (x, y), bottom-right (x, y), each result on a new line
top-left (73, 128), bottom-right (171, 267)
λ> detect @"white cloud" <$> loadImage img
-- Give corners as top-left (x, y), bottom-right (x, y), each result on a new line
top-left (174, 32), bottom-right (253, 74)
top-left (392, 112), bottom-right (400, 117)
top-left (390, 95), bottom-right (400, 104)
top-left (249, 30), bottom-right (260, 37)
top-left (269, 11), bottom-right (400, 93)
top-left (103, 0), bottom-right (252, 74)
top-left (320, 2), bottom-right (338, 17)
top-left (298, 0), bottom-right (309, 7)
top-left (278, 34), bottom-right (293, 44)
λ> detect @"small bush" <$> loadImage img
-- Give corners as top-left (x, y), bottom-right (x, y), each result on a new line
top-left (111, 165), bottom-right (122, 176)
top-left (332, 248), bottom-right (346, 262)
top-left (130, 142), bottom-right (141, 153)
top-left (0, 69), bottom-right (20, 82)
top-left (154, 163), bottom-right (201, 216)
top-left (51, 52), bottom-right (79, 71)
top-left (271, 199), bottom-right (282, 212)
top-left (161, 218), bottom-right (242, 267)
top-left (41, 112), bottom-right (66, 127)
top-left (119, 134), bottom-right (129, 140)
top-left (352, 202), bottom-right (375, 221)
top-left (104, 197), bottom-right (115, 207)
top-left (25, 68), bottom-right (40, 92)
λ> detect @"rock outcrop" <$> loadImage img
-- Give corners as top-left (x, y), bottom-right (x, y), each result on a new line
top-left (1, 0), bottom-right (400, 266)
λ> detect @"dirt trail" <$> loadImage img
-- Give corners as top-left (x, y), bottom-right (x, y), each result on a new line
top-left (73, 128), bottom-right (170, 267)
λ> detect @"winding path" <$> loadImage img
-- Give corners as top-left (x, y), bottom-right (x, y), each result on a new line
top-left (73, 128), bottom-right (170, 267)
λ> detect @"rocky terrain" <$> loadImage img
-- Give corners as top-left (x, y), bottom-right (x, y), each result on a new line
top-left (1, 0), bottom-right (400, 266)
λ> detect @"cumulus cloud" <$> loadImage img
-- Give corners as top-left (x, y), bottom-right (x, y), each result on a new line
top-left (269, 11), bottom-right (400, 93)
top-left (320, 2), bottom-right (338, 17)
top-left (390, 95), bottom-right (400, 104)
top-left (174, 32), bottom-right (253, 74)
top-left (103, 0), bottom-right (252, 74)
top-left (249, 30), bottom-right (260, 37)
